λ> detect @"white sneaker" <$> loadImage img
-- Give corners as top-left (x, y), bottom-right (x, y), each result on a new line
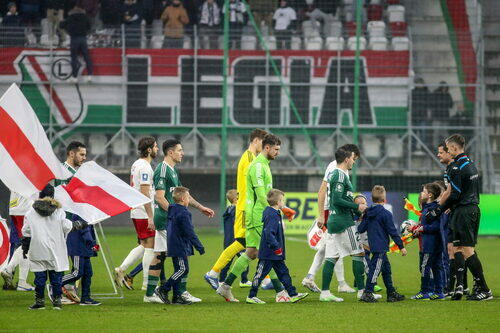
top-left (338, 283), bottom-right (356, 293)
top-left (319, 291), bottom-right (344, 302)
top-left (216, 283), bottom-right (239, 302)
top-left (141, 284), bottom-right (147, 291)
top-left (275, 290), bottom-right (291, 303)
top-left (182, 291), bottom-right (201, 303)
top-left (302, 277), bottom-right (321, 293)
top-left (1, 269), bottom-right (15, 289)
top-left (85, 75), bottom-right (93, 83)
top-left (357, 289), bottom-right (382, 299)
top-left (17, 281), bottom-right (35, 291)
top-left (114, 267), bottom-right (125, 288)
top-left (246, 296), bottom-right (266, 304)
top-left (143, 294), bottom-right (164, 303)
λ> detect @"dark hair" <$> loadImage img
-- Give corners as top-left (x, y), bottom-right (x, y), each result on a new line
top-left (138, 136), bottom-right (156, 158)
top-left (424, 183), bottom-right (441, 200)
top-left (434, 180), bottom-right (446, 192)
top-left (446, 134), bottom-right (465, 148)
top-left (66, 141), bottom-right (86, 156)
top-left (262, 134), bottom-right (281, 148)
top-left (339, 144), bottom-right (360, 157)
top-left (438, 141), bottom-right (448, 152)
top-left (249, 129), bottom-right (268, 143)
top-left (335, 147), bottom-right (351, 164)
top-left (162, 139), bottom-right (181, 155)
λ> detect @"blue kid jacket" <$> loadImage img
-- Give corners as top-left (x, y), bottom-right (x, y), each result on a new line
top-left (357, 204), bottom-right (403, 253)
top-left (259, 206), bottom-right (286, 261)
top-left (167, 204), bottom-right (204, 258)
top-left (66, 225), bottom-right (97, 257)
top-left (222, 205), bottom-right (236, 248)
top-left (420, 201), bottom-right (442, 253)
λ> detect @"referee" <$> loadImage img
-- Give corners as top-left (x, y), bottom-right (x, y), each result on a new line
top-left (428, 134), bottom-right (491, 301)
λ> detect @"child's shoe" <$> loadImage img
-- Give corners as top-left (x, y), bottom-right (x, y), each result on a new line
top-left (359, 291), bottom-right (378, 303)
top-left (239, 281), bottom-right (252, 288)
top-left (374, 285), bottom-right (383, 292)
top-left (52, 295), bottom-right (62, 310)
top-left (411, 292), bottom-right (431, 300)
top-left (319, 291), bottom-right (344, 302)
top-left (172, 294), bottom-right (192, 305)
top-left (290, 293), bottom-right (309, 303)
top-left (246, 296), bottom-right (266, 304)
top-left (387, 291), bottom-right (405, 302)
top-left (80, 298), bottom-right (101, 306)
top-left (29, 297), bottom-right (45, 310)
top-left (430, 292), bottom-right (446, 300)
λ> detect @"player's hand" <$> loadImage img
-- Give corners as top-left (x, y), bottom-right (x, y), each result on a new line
top-left (358, 203), bottom-right (368, 213)
top-left (281, 207), bottom-right (296, 222)
top-left (92, 244), bottom-right (100, 252)
top-left (198, 247), bottom-right (205, 255)
top-left (200, 206), bottom-right (215, 218)
top-left (147, 218), bottom-right (155, 231)
top-left (317, 218), bottom-right (325, 229)
top-left (274, 248), bottom-right (283, 256)
top-left (400, 248), bottom-right (407, 256)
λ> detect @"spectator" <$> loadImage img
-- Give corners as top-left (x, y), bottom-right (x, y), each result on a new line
top-left (1, 2), bottom-right (21, 46)
top-left (300, 2), bottom-right (334, 32)
top-left (315, 0), bottom-right (339, 16)
top-left (250, 0), bottom-right (275, 33)
top-left (46, 0), bottom-right (66, 46)
top-left (142, 0), bottom-right (155, 40)
top-left (100, 0), bottom-right (122, 27)
top-left (223, 0), bottom-right (246, 49)
top-left (411, 77), bottom-right (431, 153)
top-left (19, 0), bottom-right (40, 26)
top-left (161, 0), bottom-right (189, 48)
top-left (273, 0), bottom-right (296, 49)
top-left (198, 0), bottom-right (221, 49)
top-left (77, 0), bottom-right (99, 28)
top-left (431, 81), bottom-right (453, 121)
top-left (122, 0), bottom-right (142, 48)
top-left (60, 4), bottom-right (93, 83)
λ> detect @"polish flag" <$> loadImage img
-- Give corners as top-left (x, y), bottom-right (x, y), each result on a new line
top-left (0, 83), bottom-right (72, 198)
top-left (0, 217), bottom-right (10, 270)
top-left (54, 161), bottom-right (151, 224)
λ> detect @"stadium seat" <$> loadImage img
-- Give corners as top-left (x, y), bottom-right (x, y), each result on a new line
top-left (392, 36), bottom-right (410, 50)
top-left (263, 36), bottom-right (277, 50)
top-left (181, 136), bottom-right (196, 157)
top-left (347, 36), bottom-right (366, 50)
top-left (368, 37), bottom-right (388, 50)
top-left (241, 35), bottom-right (257, 50)
top-left (291, 36), bottom-right (302, 50)
top-left (386, 0), bottom-right (400, 4)
top-left (151, 35), bottom-right (164, 49)
top-left (325, 37), bottom-right (344, 51)
top-left (385, 135), bottom-right (404, 159)
top-left (88, 134), bottom-right (108, 156)
top-left (302, 20), bottom-right (321, 38)
top-left (293, 136), bottom-right (311, 159)
top-left (361, 135), bottom-right (381, 159)
top-left (305, 37), bottom-right (323, 50)
top-left (40, 34), bottom-right (59, 47)
top-left (388, 5), bottom-right (405, 22)
top-left (112, 137), bottom-right (131, 157)
top-left (279, 136), bottom-right (290, 157)
top-left (390, 21), bottom-right (407, 37)
top-left (315, 137), bottom-right (335, 159)
top-left (367, 21), bottom-right (386, 38)
top-left (324, 21), bottom-right (342, 37)
top-left (228, 135), bottom-right (245, 158)
top-left (183, 36), bottom-right (192, 49)
top-left (367, 4), bottom-right (383, 21)
top-left (344, 21), bottom-right (358, 37)
top-left (203, 135), bottom-right (220, 157)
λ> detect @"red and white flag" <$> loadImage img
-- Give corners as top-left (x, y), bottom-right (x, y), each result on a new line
top-left (0, 217), bottom-right (10, 270)
top-left (0, 83), bottom-right (72, 198)
top-left (54, 161), bottom-right (151, 224)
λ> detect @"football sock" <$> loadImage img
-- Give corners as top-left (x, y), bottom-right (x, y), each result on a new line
top-left (463, 262), bottom-right (468, 290)
top-left (448, 259), bottom-right (456, 291)
top-left (240, 266), bottom-right (249, 283)
top-left (19, 257), bottom-right (29, 283)
top-left (307, 246), bottom-right (325, 277)
top-left (179, 278), bottom-right (187, 294)
top-left (160, 266), bottom-right (166, 284)
top-left (120, 245), bottom-right (145, 271)
top-left (334, 258), bottom-right (345, 284)
top-left (212, 241), bottom-right (245, 273)
top-left (352, 256), bottom-right (365, 290)
top-left (269, 270), bottom-right (284, 292)
top-left (6, 246), bottom-right (22, 273)
top-left (466, 253), bottom-right (489, 291)
top-left (142, 248), bottom-right (155, 286)
top-left (225, 253), bottom-right (251, 286)
top-left (321, 257), bottom-right (337, 291)
top-left (129, 263), bottom-right (143, 278)
top-left (146, 275), bottom-right (159, 297)
top-left (454, 252), bottom-right (465, 288)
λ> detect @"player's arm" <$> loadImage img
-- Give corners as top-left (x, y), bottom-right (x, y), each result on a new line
top-left (250, 163), bottom-right (268, 208)
top-left (317, 180), bottom-right (328, 227)
top-left (331, 182), bottom-right (361, 210)
top-left (188, 194), bottom-right (215, 218)
top-left (140, 184), bottom-right (155, 230)
top-left (155, 189), bottom-right (169, 212)
top-left (438, 172), bottom-right (462, 212)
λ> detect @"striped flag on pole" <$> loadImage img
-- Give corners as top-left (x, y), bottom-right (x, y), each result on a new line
top-left (54, 161), bottom-right (151, 224)
top-left (0, 83), bottom-right (72, 198)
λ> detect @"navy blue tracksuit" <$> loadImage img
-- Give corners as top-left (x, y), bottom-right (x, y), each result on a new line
top-left (62, 225), bottom-right (97, 301)
top-left (220, 205), bottom-right (249, 282)
top-left (162, 204), bottom-right (204, 297)
top-left (358, 204), bottom-right (404, 294)
top-left (440, 212), bottom-right (450, 288)
top-left (248, 207), bottom-right (297, 298)
top-left (420, 201), bottom-right (445, 294)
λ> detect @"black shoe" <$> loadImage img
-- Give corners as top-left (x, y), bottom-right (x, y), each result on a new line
top-left (80, 298), bottom-right (102, 306)
top-left (387, 291), bottom-right (405, 302)
top-left (451, 285), bottom-right (463, 301)
top-left (154, 287), bottom-right (171, 304)
top-left (359, 292), bottom-right (378, 303)
top-left (172, 294), bottom-right (193, 305)
top-left (467, 289), bottom-right (493, 301)
top-left (29, 297), bottom-right (46, 310)
top-left (463, 288), bottom-right (470, 296)
top-left (52, 296), bottom-right (62, 310)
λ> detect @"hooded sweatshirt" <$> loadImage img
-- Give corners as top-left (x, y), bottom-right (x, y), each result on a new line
top-left (357, 204), bottom-right (404, 253)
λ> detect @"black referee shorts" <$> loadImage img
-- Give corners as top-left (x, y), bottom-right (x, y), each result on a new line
top-left (450, 205), bottom-right (480, 247)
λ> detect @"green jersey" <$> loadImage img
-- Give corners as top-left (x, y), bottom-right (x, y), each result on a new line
top-left (54, 162), bottom-right (77, 187)
top-left (245, 154), bottom-right (273, 229)
top-left (153, 161), bottom-right (181, 230)
top-left (327, 168), bottom-right (358, 234)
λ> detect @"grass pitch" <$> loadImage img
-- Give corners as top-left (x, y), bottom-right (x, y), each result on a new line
top-left (1, 227), bottom-right (499, 332)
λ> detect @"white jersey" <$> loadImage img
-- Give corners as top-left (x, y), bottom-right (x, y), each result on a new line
top-left (9, 192), bottom-right (33, 216)
top-left (130, 159), bottom-right (154, 219)
top-left (273, 7), bottom-right (296, 30)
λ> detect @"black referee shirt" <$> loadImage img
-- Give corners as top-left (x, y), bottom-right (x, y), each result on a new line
top-left (443, 153), bottom-right (480, 209)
